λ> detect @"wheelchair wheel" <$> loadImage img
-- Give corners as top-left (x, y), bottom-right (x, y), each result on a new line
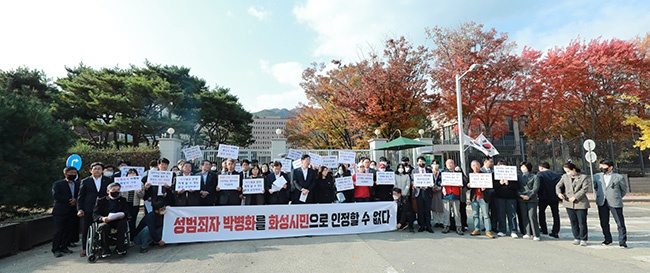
top-left (88, 254), bottom-right (98, 263)
top-left (86, 223), bottom-right (97, 257)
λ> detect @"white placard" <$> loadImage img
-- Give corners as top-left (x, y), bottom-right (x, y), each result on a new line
top-left (175, 176), bottom-right (201, 191)
top-left (147, 170), bottom-right (173, 186)
top-left (114, 176), bottom-right (142, 192)
top-left (217, 144), bottom-right (239, 159)
top-left (182, 145), bottom-right (203, 160)
top-left (494, 166), bottom-right (518, 181)
top-left (274, 158), bottom-right (293, 173)
top-left (273, 176), bottom-right (287, 188)
top-left (286, 149), bottom-right (303, 160)
top-left (355, 173), bottom-right (374, 186)
top-left (308, 153), bottom-right (323, 167)
top-left (322, 156), bottom-right (338, 169)
top-left (243, 178), bottom-right (265, 194)
top-left (469, 173), bottom-right (493, 188)
top-left (441, 172), bottom-right (463, 186)
top-left (120, 166), bottom-right (146, 177)
top-left (335, 176), bottom-right (354, 191)
top-left (413, 173), bottom-right (434, 187)
top-left (218, 175), bottom-right (240, 190)
top-left (376, 172), bottom-right (395, 185)
top-left (162, 202), bottom-right (397, 244)
top-left (292, 159), bottom-right (302, 170)
top-left (338, 151), bottom-right (356, 165)
top-left (235, 163), bottom-right (242, 173)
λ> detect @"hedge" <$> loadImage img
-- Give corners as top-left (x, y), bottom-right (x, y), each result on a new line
top-left (68, 142), bottom-right (160, 175)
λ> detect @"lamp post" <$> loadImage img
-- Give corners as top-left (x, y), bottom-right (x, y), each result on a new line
top-left (167, 127), bottom-right (175, 139)
top-left (456, 64), bottom-right (481, 172)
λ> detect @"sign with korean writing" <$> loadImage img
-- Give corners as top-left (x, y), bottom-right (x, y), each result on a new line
top-left (274, 158), bottom-right (293, 173)
top-left (292, 159), bottom-right (302, 170)
top-left (175, 176), bottom-right (201, 191)
top-left (162, 201), bottom-right (397, 243)
top-left (235, 163), bottom-right (242, 173)
top-left (413, 173), bottom-right (434, 187)
top-left (243, 178), bottom-right (265, 194)
top-left (322, 156), bottom-right (338, 169)
top-left (182, 145), bottom-right (202, 160)
top-left (147, 170), bottom-right (173, 186)
top-left (335, 176), bottom-right (354, 191)
top-left (469, 173), bottom-right (493, 188)
top-left (217, 144), bottom-right (239, 159)
top-left (441, 172), bottom-right (463, 186)
top-left (355, 173), bottom-right (374, 186)
top-left (286, 149), bottom-right (303, 160)
top-left (120, 166), bottom-right (145, 177)
top-left (114, 176), bottom-right (142, 192)
top-left (308, 153), bottom-right (323, 167)
top-left (376, 172), bottom-right (395, 185)
top-left (338, 151), bottom-right (356, 165)
top-left (494, 166), bottom-right (518, 181)
top-left (218, 175), bottom-right (240, 190)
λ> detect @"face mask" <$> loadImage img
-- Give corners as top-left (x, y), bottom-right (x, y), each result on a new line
top-left (159, 210), bottom-right (166, 215)
top-left (392, 195), bottom-right (399, 200)
top-left (378, 168), bottom-right (386, 172)
top-left (520, 167), bottom-right (528, 173)
top-left (418, 163), bottom-right (426, 168)
top-left (398, 168), bottom-right (404, 173)
top-left (370, 166), bottom-right (376, 170)
top-left (211, 166), bottom-right (217, 171)
top-left (338, 170), bottom-right (344, 175)
top-left (66, 175), bottom-right (76, 181)
top-left (104, 171), bottom-right (114, 177)
top-left (109, 191), bottom-right (120, 199)
top-left (600, 167), bottom-right (609, 173)
top-left (432, 164), bottom-right (439, 170)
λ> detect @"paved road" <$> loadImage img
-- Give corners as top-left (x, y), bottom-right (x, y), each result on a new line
top-left (2, 202), bottom-right (649, 273)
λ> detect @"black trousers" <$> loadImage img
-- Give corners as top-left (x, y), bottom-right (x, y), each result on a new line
top-left (566, 208), bottom-right (588, 241)
top-left (489, 200), bottom-right (498, 232)
top-left (98, 219), bottom-right (128, 252)
top-left (80, 213), bottom-right (93, 250)
top-left (127, 204), bottom-right (140, 241)
top-left (515, 201), bottom-right (525, 234)
top-left (52, 212), bottom-right (76, 252)
top-left (460, 201), bottom-right (468, 228)
top-left (416, 194), bottom-right (432, 228)
top-left (598, 200), bottom-right (627, 244)
top-left (538, 199), bottom-right (560, 235)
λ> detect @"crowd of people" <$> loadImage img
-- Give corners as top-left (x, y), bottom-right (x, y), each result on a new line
top-left (50, 154), bottom-right (629, 258)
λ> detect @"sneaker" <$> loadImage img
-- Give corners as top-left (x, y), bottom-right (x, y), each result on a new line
top-left (522, 234), bottom-right (531, 239)
top-left (619, 243), bottom-right (628, 249)
top-left (60, 247), bottom-right (73, 254)
top-left (580, 240), bottom-right (587, 247)
top-left (470, 230), bottom-right (481, 236)
top-left (533, 237), bottom-right (541, 241)
top-left (572, 239), bottom-right (580, 245)
top-left (53, 251), bottom-right (63, 258)
top-left (101, 252), bottom-right (112, 258)
top-left (511, 233), bottom-right (519, 238)
top-left (139, 248), bottom-right (148, 253)
top-left (486, 232), bottom-right (495, 239)
top-left (442, 226), bottom-right (450, 234)
top-left (117, 249), bottom-right (127, 256)
top-left (601, 240), bottom-right (612, 246)
top-left (497, 232), bottom-right (505, 237)
top-left (456, 227), bottom-right (464, 235)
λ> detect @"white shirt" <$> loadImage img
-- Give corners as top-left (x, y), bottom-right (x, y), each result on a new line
top-left (302, 168), bottom-right (308, 180)
top-left (604, 173), bottom-right (612, 189)
top-left (93, 176), bottom-right (102, 192)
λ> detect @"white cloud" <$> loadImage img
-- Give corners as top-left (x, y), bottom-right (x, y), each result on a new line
top-left (249, 89), bottom-right (306, 112)
top-left (259, 60), bottom-right (303, 87)
top-left (247, 6), bottom-right (269, 21)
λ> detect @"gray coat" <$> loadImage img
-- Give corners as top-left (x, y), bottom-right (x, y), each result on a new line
top-left (556, 173), bottom-right (591, 209)
top-left (518, 173), bottom-right (540, 202)
top-left (593, 172), bottom-right (627, 208)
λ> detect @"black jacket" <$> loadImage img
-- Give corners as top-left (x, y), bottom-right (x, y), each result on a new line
top-left (291, 167), bottom-right (317, 203)
top-left (92, 195), bottom-right (130, 223)
top-left (217, 171), bottom-right (243, 205)
top-left (77, 176), bottom-right (112, 213)
top-left (537, 170), bottom-right (562, 201)
top-left (135, 211), bottom-right (163, 242)
top-left (265, 172), bottom-right (291, 204)
top-left (314, 174), bottom-right (336, 203)
top-left (52, 179), bottom-right (79, 215)
top-left (199, 171), bottom-right (218, 206)
top-left (175, 173), bottom-right (201, 206)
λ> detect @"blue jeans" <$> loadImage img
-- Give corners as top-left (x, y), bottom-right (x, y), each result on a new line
top-left (471, 198), bottom-right (491, 232)
top-left (495, 198), bottom-right (517, 234)
top-left (134, 226), bottom-right (162, 250)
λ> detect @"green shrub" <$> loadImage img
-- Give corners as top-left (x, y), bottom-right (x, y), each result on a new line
top-left (67, 141), bottom-right (160, 175)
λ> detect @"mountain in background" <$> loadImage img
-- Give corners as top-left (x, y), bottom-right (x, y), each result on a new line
top-left (252, 108), bottom-right (292, 118)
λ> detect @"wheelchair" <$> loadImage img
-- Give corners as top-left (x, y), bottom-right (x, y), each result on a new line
top-left (86, 220), bottom-right (131, 263)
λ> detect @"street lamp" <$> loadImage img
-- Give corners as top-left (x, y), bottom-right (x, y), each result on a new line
top-left (167, 127), bottom-right (175, 138)
top-left (456, 64), bottom-right (481, 172)
top-left (418, 129), bottom-right (425, 139)
top-left (275, 128), bottom-right (284, 137)
top-left (374, 129), bottom-right (381, 138)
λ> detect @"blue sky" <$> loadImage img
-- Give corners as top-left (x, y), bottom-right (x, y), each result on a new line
top-left (1, 0), bottom-right (649, 112)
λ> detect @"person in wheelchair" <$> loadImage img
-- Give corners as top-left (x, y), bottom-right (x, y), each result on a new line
top-left (92, 182), bottom-right (130, 257)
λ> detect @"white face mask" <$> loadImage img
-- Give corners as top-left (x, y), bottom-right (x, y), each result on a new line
top-left (392, 195), bottom-right (399, 200)
top-left (398, 168), bottom-right (404, 173)
top-left (104, 171), bottom-right (114, 177)
top-left (210, 166), bottom-right (217, 171)
top-left (378, 168), bottom-right (386, 172)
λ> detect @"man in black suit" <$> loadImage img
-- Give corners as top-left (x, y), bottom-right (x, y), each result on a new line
top-left (199, 160), bottom-right (218, 206)
top-left (265, 161), bottom-right (291, 204)
top-left (292, 154), bottom-right (317, 204)
top-left (51, 167), bottom-right (80, 257)
top-left (412, 156), bottom-right (435, 233)
top-left (175, 162), bottom-right (201, 206)
top-left (77, 162), bottom-right (112, 257)
top-left (93, 182), bottom-right (130, 257)
top-left (216, 158), bottom-right (243, 205)
top-left (143, 158), bottom-right (176, 208)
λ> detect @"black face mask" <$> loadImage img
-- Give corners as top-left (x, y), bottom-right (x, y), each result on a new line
top-left (109, 191), bottom-right (120, 198)
top-left (418, 163), bottom-right (426, 168)
top-left (66, 175), bottom-right (76, 181)
top-left (600, 168), bottom-right (609, 173)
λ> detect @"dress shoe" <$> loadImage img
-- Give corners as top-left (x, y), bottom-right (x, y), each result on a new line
top-left (61, 247), bottom-right (73, 254)
top-left (426, 227), bottom-right (434, 233)
top-left (418, 227), bottom-right (425, 232)
top-left (456, 227), bottom-right (464, 235)
top-left (471, 230), bottom-right (481, 236)
top-left (79, 250), bottom-right (86, 257)
top-left (442, 226), bottom-right (450, 234)
top-left (549, 233), bottom-right (559, 239)
top-left (619, 243), bottom-right (628, 249)
top-left (53, 251), bottom-right (63, 258)
top-left (601, 240), bottom-right (612, 246)
top-left (139, 248), bottom-right (149, 253)
top-left (408, 227), bottom-right (415, 233)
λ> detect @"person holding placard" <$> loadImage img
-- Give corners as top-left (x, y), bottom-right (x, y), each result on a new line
top-left (556, 162), bottom-right (591, 247)
top-left (373, 163), bottom-right (393, 201)
top-left (492, 160), bottom-right (520, 238)
top-left (314, 166), bottom-right (336, 203)
top-left (199, 160), bottom-right (218, 206)
top-left (518, 161), bottom-right (541, 241)
top-left (175, 162), bottom-right (200, 206)
top-left (291, 154), bottom-right (317, 204)
top-left (143, 158), bottom-right (176, 209)
top-left (482, 157), bottom-right (498, 233)
top-left (468, 161), bottom-right (494, 239)
top-left (441, 159), bottom-right (466, 235)
top-left (413, 156), bottom-right (434, 233)
top-left (244, 165), bottom-right (265, 205)
top-left (361, 158), bottom-right (378, 201)
top-left (353, 164), bottom-right (372, 202)
top-left (430, 160), bottom-right (444, 229)
top-left (119, 168), bottom-right (144, 245)
top-left (335, 164), bottom-right (354, 203)
top-left (77, 162), bottom-right (112, 257)
top-left (217, 159), bottom-right (243, 206)
top-left (265, 161), bottom-right (290, 204)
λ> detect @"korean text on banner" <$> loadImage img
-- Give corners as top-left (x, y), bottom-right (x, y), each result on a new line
top-left (120, 166), bottom-right (145, 177)
top-left (322, 156), bottom-right (338, 169)
top-left (292, 159), bottom-right (302, 170)
top-left (217, 144), bottom-right (239, 159)
top-left (441, 172), bottom-right (463, 186)
top-left (286, 149), bottom-right (303, 160)
top-left (182, 146), bottom-right (203, 160)
top-left (355, 173), bottom-right (374, 186)
top-left (114, 176), bottom-right (142, 191)
top-left (218, 175), bottom-right (240, 190)
top-left (274, 158), bottom-right (293, 173)
top-left (376, 172), bottom-right (395, 185)
top-left (308, 153), bottom-right (323, 167)
top-left (413, 173), bottom-right (434, 187)
top-left (175, 176), bottom-right (201, 191)
top-left (469, 173), bottom-right (493, 188)
top-left (147, 170), bottom-right (173, 186)
top-left (162, 202), bottom-right (397, 243)
top-left (243, 178), bottom-right (265, 194)
top-left (494, 166), bottom-right (518, 181)
top-left (335, 176), bottom-right (354, 191)
top-left (338, 151), bottom-right (356, 165)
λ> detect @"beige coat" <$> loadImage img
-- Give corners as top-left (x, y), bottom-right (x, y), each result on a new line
top-left (555, 173), bottom-right (591, 209)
